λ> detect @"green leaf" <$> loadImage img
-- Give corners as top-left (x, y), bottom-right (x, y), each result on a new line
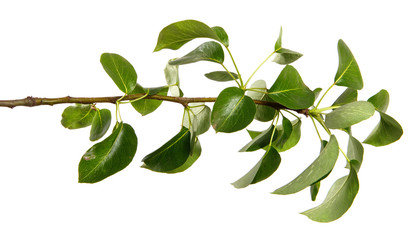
top-left (142, 127), bottom-right (191, 172)
top-left (332, 88), bottom-right (358, 107)
top-left (313, 88), bottom-right (322, 101)
top-left (368, 89), bottom-right (389, 113)
top-left (345, 135), bottom-right (364, 172)
top-left (276, 116), bottom-right (293, 150)
top-left (154, 20), bottom-right (221, 52)
top-left (274, 119), bottom-right (302, 152)
top-left (272, 48), bottom-right (303, 65)
top-left (274, 27), bottom-right (283, 50)
top-left (182, 104), bottom-right (211, 135)
top-left (240, 125), bottom-right (278, 152)
top-left (204, 71), bottom-right (238, 82)
top-left (363, 112), bottom-right (403, 146)
top-left (272, 135), bottom-right (339, 195)
top-left (130, 84), bottom-right (168, 116)
top-left (89, 109), bottom-right (112, 141)
top-left (310, 181), bottom-right (321, 201)
top-left (167, 139), bottom-right (202, 173)
top-left (211, 87), bottom-right (256, 133)
top-left (79, 122), bottom-right (137, 183)
top-left (325, 101), bottom-right (375, 129)
top-left (164, 61), bottom-right (182, 97)
top-left (232, 147), bottom-right (281, 189)
top-left (211, 26), bottom-right (229, 47)
top-left (334, 40), bottom-right (363, 90)
top-left (246, 80), bottom-right (276, 122)
top-left (100, 53), bottom-right (137, 94)
top-left (61, 104), bottom-right (95, 129)
top-left (268, 65), bottom-right (314, 109)
top-left (169, 41), bottom-right (224, 65)
top-left (301, 161), bottom-right (359, 222)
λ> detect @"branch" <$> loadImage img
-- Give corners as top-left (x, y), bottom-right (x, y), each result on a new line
top-left (0, 94), bottom-right (309, 116)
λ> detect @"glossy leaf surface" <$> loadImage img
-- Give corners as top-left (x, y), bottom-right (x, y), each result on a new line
top-left (89, 109), bottom-right (112, 141)
top-left (169, 41), bottom-right (224, 65)
top-left (79, 123), bottom-right (137, 183)
top-left (247, 80), bottom-right (276, 122)
top-left (363, 112), bottom-right (403, 146)
top-left (368, 89), bottom-right (389, 113)
top-left (167, 139), bottom-right (202, 173)
top-left (61, 104), bottom-right (95, 129)
top-left (325, 101), bottom-right (375, 129)
top-left (130, 84), bottom-right (168, 116)
top-left (240, 125), bottom-right (278, 152)
top-left (274, 119), bottom-right (302, 152)
top-left (276, 116), bottom-right (293, 150)
top-left (100, 53), bottom-right (137, 94)
top-left (204, 71), bottom-right (238, 82)
top-left (334, 40), bottom-right (363, 90)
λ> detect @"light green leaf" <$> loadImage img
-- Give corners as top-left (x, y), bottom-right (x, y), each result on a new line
top-left (345, 135), bottom-right (364, 172)
top-left (274, 27), bottom-right (283, 51)
top-left (79, 122), bottom-right (137, 183)
top-left (211, 87), bottom-right (256, 133)
top-left (130, 84), bottom-right (168, 116)
top-left (164, 61), bottom-right (182, 97)
top-left (334, 40), bottom-right (363, 90)
top-left (211, 26), bottom-right (229, 47)
top-left (274, 119), bottom-right (302, 152)
top-left (61, 104), bottom-right (95, 129)
top-left (272, 135), bottom-right (339, 195)
top-left (169, 41), bottom-right (224, 65)
top-left (100, 53), bottom-right (137, 94)
top-left (272, 48), bottom-right (303, 65)
top-left (142, 127), bottom-right (191, 172)
top-left (247, 80), bottom-right (276, 122)
top-left (232, 146), bottom-right (281, 189)
top-left (182, 104), bottom-right (211, 135)
top-left (240, 125), bottom-right (278, 152)
top-left (301, 162), bottom-right (359, 222)
top-left (167, 139), bottom-right (202, 173)
top-left (363, 112), bottom-right (403, 146)
top-left (154, 20), bottom-right (221, 52)
top-left (204, 71), bottom-right (238, 82)
top-left (276, 116), bottom-right (293, 150)
top-left (368, 89), bottom-right (389, 113)
top-left (89, 109), bottom-right (112, 141)
top-left (325, 101), bottom-right (375, 129)
top-left (332, 88), bottom-right (358, 107)
top-left (313, 88), bottom-right (322, 101)
top-left (268, 65), bottom-right (314, 109)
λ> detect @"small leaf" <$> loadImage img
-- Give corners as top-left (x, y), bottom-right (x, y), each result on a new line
top-left (274, 27), bottom-right (283, 50)
top-left (268, 65), bottom-right (314, 109)
top-left (240, 125), bottom-right (278, 152)
top-left (325, 101), bottom-right (375, 129)
top-left (232, 147), bottom-right (281, 189)
top-left (211, 26), bottom-right (229, 47)
top-left (310, 181), bottom-right (321, 201)
top-left (313, 88), bottom-right (322, 101)
top-left (182, 104), bottom-right (211, 135)
top-left (154, 20), bottom-right (221, 52)
top-left (167, 139), bottom-right (202, 173)
top-left (89, 109), bottom-right (112, 141)
top-left (164, 61), bottom-right (182, 97)
top-left (272, 48), bottom-right (303, 65)
top-left (211, 87), bottom-right (256, 133)
top-left (272, 135), bottom-right (339, 195)
top-left (142, 127), bottom-right (191, 172)
top-left (100, 53), bottom-right (137, 94)
top-left (130, 84), bottom-right (168, 116)
top-left (204, 71), bottom-right (238, 82)
top-left (363, 112), bottom-right (403, 146)
top-left (334, 40), bottom-right (363, 90)
top-left (276, 116), bottom-right (293, 150)
top-left (61, 104), bottom-right (95, 129)
top-left (79, 122), bottom-right (137, 183)
top-left (274, 119), bottom-right (302, 152)
top-left (332, 88), bottom-right (358, 107)
top-left (247, 80), bottom-right (276, 122)
top-left (345, 135), bottom-right (364, 172)
top-left (169, 41), bottom-right (224, 65)
top-left (368, 89), bottom-right (390, 113)
top-left (301, 162), bottom-right (359, 222)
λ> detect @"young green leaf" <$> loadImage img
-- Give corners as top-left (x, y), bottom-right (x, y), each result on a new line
top-left (167, 139), bottom-right (202, 173)
top-left (182, 104), bottom-right (211, 135)
top-left (272, 135), bottom-right (339, 195)
top-left (274, 119), bottom-right (302, 152)
top-left (204, 71), bottom-right (238, 82)
top-left (313, 88), bottom-right (323, 101)
top-left (268, 65), bottom-right (314, 109)
top-left (130, 84), bottom-right (168, 116)
top-left (61, 104), bottom-right (95, 129)
top-left (332, 88), bottom-right (358, 107)
top-left (274, 27), bottom-right (283, 51)
top-left (79, 122), bottom-right (137, 183)
top-left (246, 80), bottom-right (276, 122)
top-left (232, 146), bottom-right (281, 189)
top-left (211, 26), bottom-right (229, 47)
top-left (325, 101), bottom-right (375, 129)
top-left (368, 89), bottom-right (389, 113)
top-left (154, 19), bottom-right (221, 52)
top-left (164, 61), bottom-right (182, 97)
top-left (240, 125), bottom-right (278, 152)
top-left (345, 135), bottom-right (364, 172)
top-left (363, 112), bottom-right (403, 146)
top-left (142, 127), bottom-right (191, 172)
top-left (272, 48), bottom-right (303, 65)
top-left (310, 181), bottom-right (321, 201)
top-left (276, 115), bottom-right (293, 150)
top-left (89, 109), bottom-right (112, 141)
top-left (100, 53), bottom-right (137, 94)
top-left (169, 41), bottom-right (224, 65)
top-left (211, 87), bottom-right (256, 133)
top-left (301, 162), bottom-right (359, 222)
top-left (334, 40), bottom-right (363, 90)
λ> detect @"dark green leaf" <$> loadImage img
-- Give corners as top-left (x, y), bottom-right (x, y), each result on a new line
top-left (310, 181), bottom-right (321, 201)
top-left (325, 101), bottom-right (375, 129)
top-left (247, 80), bottom-right (276, 122)
top-left (240, 125), bottom-right (278, 152)
top-left (334, 40), bottom-right (363, 90)
top-left (301, 161), bottom-right (359, 222)
top-left (79, 122), bottom-right (137, 183)
top-left (272, 135), bottom-right (339, 195)
top-left (211, 26), bottom-right (229, 47)
top-left (167, 139), bottom-right (202, 173)
top-left (204, 71), bottom-right (238, 82)
top-left (154, 20), bottom-right (221, 52)
top-left (363, 112), bottom-right (403, 146)
top-left (274, 119), bottom-right (302, 152)
top-left (142, 127), bottom-right (191, 172)
top-left (345, 135), bottom-right (364, 172)
top-left (100, 53), bottom-right (137, 94)
top-left (272, 48), bottom-right (303, 65)
top-left (61, 104), bottom-right (95, 129)
top-left (169, 41), bottom-right (224, 65)
top-left (164, 61), bottom-right (182, 97)
top-left (332, 88), bottom-right (358, 107)
top-left (368, 89), bottom-right (389, 113)
top-left (182, 104), bottom-right (211, 135)
top-left (276, 116), bottom-right (293, 150)
top-left (130, 84), bottom-right (168, 116)
top-left (232, 147), bottom-right (281, 189)
top-left (89, 109), bottom-right (112, 141)
top-left (268, 65), bottom-right (314, 109)
top-left (211, 87), bottom-right (256, 133)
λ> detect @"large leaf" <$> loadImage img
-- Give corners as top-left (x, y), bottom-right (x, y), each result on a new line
top-left (268, 65), bottom-right (314, 109)
top-left (167, 139), bottom-right (202, 173)
top-left (325, 101), bottom-right (375, 129)
top-left (130, 84), bottom-right (168, 116)
top-left (211, 87), bottom-right (256, 133)
top-left (61, 104), bottom-right (95, 129)
top-left (332, 88), bottom-right (358, 107)
top-left (232, 147), bottom-right (281, 189)
top-left (164, 61), bottom-right (182, 97)
top-left (334, 40), bottom-right (363, 90)
top-left (182, 104), bottom-right (211, 135)
top-left (142, 127), bottom-right (191, 172)
top-left (154, 20), bottom-right (222, 51)
top-left (79, 122), bottom-right (137, 183)
top-left (368, 89), bottom-right (389, 113)
top-left (100, 53), bottom-right (137, 94)
top-left (89, 109), bottom-right (112, 141)
top-left (246, 80), bottom-right (276, 122)
top-left (240, 125), bottom-right (278, 152)
top-left (169, 41), bottom-right (224, 65)
top-left (204, 71), bottom-right (238, 82)
top-left (272, 135), bottom-right (339, 195)
top-left (363, 112), bottom-right (403, 146)
top-left (301, 162), bottom-right (359, 222)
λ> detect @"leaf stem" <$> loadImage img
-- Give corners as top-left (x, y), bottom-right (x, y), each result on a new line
top-left (268, 111), bottom-right (280, 147)
top-left (309, 115), bottom-right (323, 143)
top-left (220, 63), bottom-right (241, 87)
top-left (315, 81), bottom-right (336, 109)
top-left (244, 51), bottom-right (276, 88)
top-left (225, 46), bottom-right (243, 87)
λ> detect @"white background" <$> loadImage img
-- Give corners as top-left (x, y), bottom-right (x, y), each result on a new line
top-left (0, 0), bottom-right (417, 239)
